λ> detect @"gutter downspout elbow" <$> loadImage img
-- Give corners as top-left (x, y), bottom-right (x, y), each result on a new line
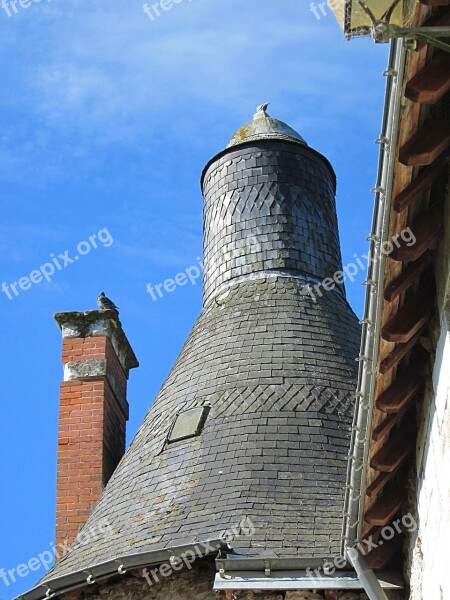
top-left (346, 549), bottom-right (389, 600)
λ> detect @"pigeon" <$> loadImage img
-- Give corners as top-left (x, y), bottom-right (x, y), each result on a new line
top-left (256, 102), bottom-right (270, 114)
top-left (97, 291), bottom-right (119, 314)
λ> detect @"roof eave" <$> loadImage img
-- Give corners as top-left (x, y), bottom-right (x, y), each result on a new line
top-left (342, 38), bottom-right (407, 553)
top-left (17, 540), bottom-right (228, 600)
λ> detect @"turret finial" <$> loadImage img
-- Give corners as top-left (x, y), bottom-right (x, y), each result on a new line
top-left (225, 103), bottom-right (307, 149)
top-left (254, 103), bottom-right (270, 119)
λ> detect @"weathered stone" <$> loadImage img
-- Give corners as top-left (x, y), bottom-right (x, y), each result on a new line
top-left (385, 593), bottom-right (405, 600)
top-left (285, 592), bottom-right (324, 600)
top-left (406, 298), bottom-right (450, 600)
top-left (63, 358), bottom-right (128, 414)
top-left (225, 593), bottom-right (283, 600)
top-left (54, 309), bottom-right (139, 374)
top-left (79, 561), bottom-right (216, 600)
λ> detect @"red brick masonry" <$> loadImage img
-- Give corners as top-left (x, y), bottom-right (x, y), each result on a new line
top-left (56, 333), bottom-right (131, 549)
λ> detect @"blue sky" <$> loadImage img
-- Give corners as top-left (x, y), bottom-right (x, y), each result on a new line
top-left (0, 1), bottom-right (388, 597)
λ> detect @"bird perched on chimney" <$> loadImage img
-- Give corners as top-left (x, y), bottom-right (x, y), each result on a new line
top-left (97, 291), bottom-right (119, 314)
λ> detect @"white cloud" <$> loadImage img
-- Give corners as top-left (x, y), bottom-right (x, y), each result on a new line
top-left (17, 3), bottom-right (374, 129)
top-left (0, 0), bottom-right (387, 183)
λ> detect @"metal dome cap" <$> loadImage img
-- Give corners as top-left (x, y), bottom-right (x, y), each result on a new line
top-left (227, 103), bottom-right (308, 148)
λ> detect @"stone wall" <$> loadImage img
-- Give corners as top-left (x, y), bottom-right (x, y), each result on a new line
top-left (216, 591), bottom-right (404, 599)
top-left (407, 312), bottom-right (450, 600)
top-left (406, 185), bottom-right (450, 600)
top-left (77, 559), bottom-right (217, 600)
top-left (217, 593), bottom-right (368, 600)
top-left (216, 593), bottom-right (370, 600)
top-left (76, 575), bottom-right (380, 600)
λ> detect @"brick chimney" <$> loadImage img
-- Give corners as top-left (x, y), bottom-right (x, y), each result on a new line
top-left (54, 310), bottom-right (138, 550)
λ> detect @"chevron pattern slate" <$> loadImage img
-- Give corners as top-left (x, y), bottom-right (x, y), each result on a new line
top-left (202, 142), bottom-right (343, 303)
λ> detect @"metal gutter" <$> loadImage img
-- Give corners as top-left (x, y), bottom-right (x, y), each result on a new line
top-left (342, 38), bottom-right (407, 552)
top-left (213, 555), bottom-right (403, 592)
top-left (214, 570), bottom-right (403, 592)
top-left (16, 539), bottom-right (227, 600)
top-left (216, 556), bottom-right (329, 572)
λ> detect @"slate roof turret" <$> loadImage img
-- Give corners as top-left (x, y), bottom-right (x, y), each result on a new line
top-left (23, 107), bottom-right (360, 600)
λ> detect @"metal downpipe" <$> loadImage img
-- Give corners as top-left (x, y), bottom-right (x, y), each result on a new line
top-left (346, 549), bottom-right (389, 600)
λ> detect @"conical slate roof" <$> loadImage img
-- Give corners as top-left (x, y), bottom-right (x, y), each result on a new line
top-left (31, 107), bottom-right (360, 597)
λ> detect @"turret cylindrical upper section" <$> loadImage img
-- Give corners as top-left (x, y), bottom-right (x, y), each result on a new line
top-left (201, 105), bottom-right (344, 305)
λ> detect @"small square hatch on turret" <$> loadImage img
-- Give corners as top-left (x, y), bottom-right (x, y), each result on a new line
top-left (167, 405), bottom-right (210, 443)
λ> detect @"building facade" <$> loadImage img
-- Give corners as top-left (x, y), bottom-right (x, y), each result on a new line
top-left (340, 3), bottom-right (450, 599)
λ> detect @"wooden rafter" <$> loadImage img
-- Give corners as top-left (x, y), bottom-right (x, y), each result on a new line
top-left (390, 202), bottom-right (442, 261)
top-left (399, 122), bottom-right (450, 167)
top-left (370, 431), bottom-right (415, 472)
top-left (362, 525), bottom-right (384, 544)
top-left (365, 537), bottom-right (403, 570)
top-left (415, 8), bottom-right (450, 51)
top-left (419, 0), bottom-right (450, 5)
top-left (376, 372), bottom-right (422, 413)
top-left (393, 161), bottom-right (447, 212)
top-left (366, 470), bottom-right (399, 498)
top-left (405, 53), bottom-right (450, 104)
top-left (381, 297), bottom-right (433, 343)
top-left (372, 408), bottom-right (410, 442)
top-left (364, 488), bottom-right (404, 527)
top-left (379, 327), bottom-right (426, 374)
top-left (384, 252), bottom-right (433, 302)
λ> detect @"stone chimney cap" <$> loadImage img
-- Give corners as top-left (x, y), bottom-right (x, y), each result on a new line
top-left (54, 309), bottom-right (139, 372)
top-left (227, 104), bottom-right (308, 149)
